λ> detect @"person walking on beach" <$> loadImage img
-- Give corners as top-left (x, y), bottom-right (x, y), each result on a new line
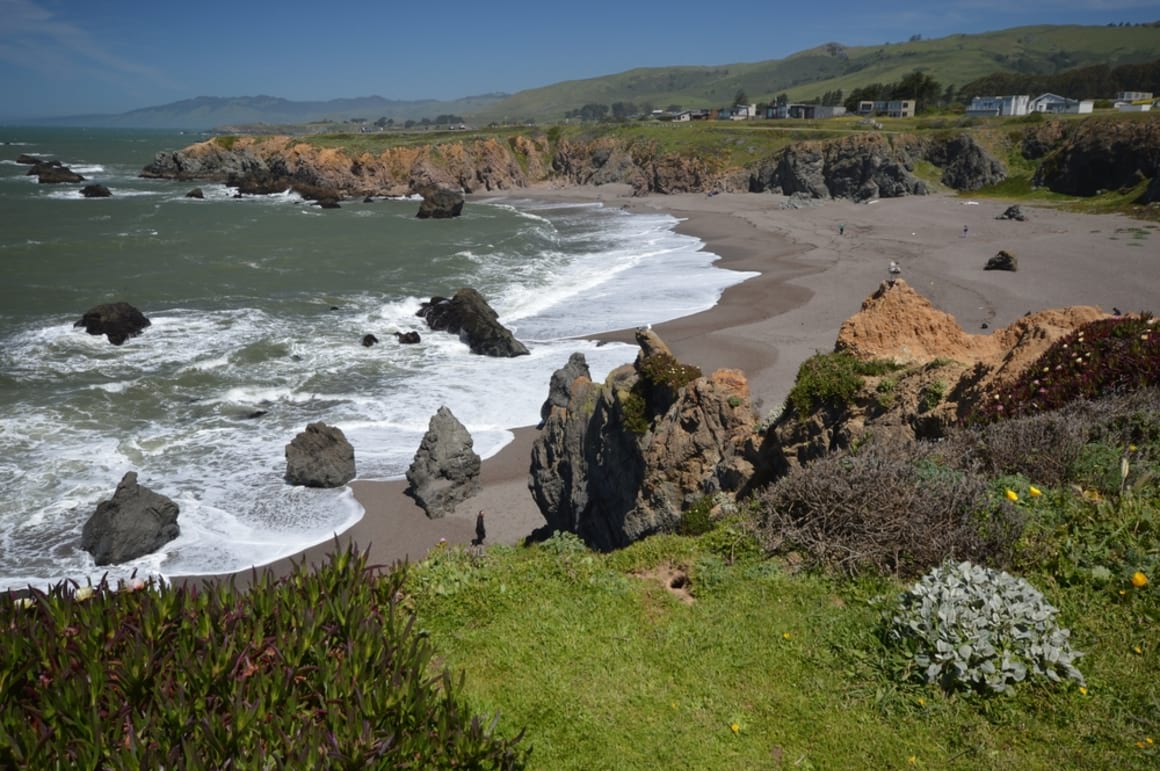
top-left (962, 225), bottom-right (968, 239)
top-left (839, 223), bottom-right (845, 236)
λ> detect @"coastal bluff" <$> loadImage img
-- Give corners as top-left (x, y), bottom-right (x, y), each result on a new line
top-left (140, 118), bottom-right (1160, 203)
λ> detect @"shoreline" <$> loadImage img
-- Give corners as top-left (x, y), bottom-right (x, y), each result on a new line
top-left (176, 186), bottom-right (1160, 588)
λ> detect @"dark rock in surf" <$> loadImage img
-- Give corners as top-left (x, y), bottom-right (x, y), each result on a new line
top-left (284, 422), bottom-right (356, 488)
top-left (185, 187), bottom-right (205, 199)
top-left (81, 472), bottom-right (180, 566)
top-left (34, 163), bottom-right (85, 184)
top-left (417, 288), bottom-right (529, 357)
top-left (74, 302), bottom-right (151, 345)
top-left (394, 331), bottom-right (421, 344)
top-left (317, 197), bottom-right (341, 209)
top-left (81, 184), bottom-right (112, 198)
top-left (405, 406), bottom-right (481, 518)
top-left (362, 333), bottom-right (379, 347)
top-left (16, 153), bottom-right (43, 164)
top-left (415, 185), bottom-right (464, 219)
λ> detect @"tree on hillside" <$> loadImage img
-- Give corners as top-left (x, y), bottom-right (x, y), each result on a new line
top-left (611, 101), bottom-right (639, 120)
top-left (894, 70), bottom-right (942, 112)
top-left (734, 89), bottom-right (749, 106)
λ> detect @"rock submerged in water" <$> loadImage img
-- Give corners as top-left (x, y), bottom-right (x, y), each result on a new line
top-left (81, 472), bottom-right (180, 566)
top-left (74, 302), bottom-right (151, 345)
top-left (394, 330), bottom-right (421, 344)
top-left (81, 184), bottom-right (112, 198)
top-left (284, 422), bottom-right (356, 488)
top-left (185, 187), bottom-right (205, 199)
top-left (405, 406), bottom-right (481, 518)
top-left (417, 287), bottom-right (528, 357)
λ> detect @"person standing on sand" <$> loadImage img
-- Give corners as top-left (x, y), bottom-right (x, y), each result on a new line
top-left (962, 225), bottom-right (968, 238)
top-left (474, 510), bottom-right (486, 546)
top-left (839, 223), bottom-right (845, 236)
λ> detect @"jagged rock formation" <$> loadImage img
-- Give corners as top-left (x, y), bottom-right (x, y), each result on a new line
top-left (416, 185), bottom-right (464, 219)
top-left (529, 329), bottom-right (762, 549)
top-left (768, 280), bottom-right (1107, 471)
top-left (405, 406), bottom-right (481, 518)
top-left (921, 133), bottom-right (1007, 191)
top-left (997, 204), bottom-right (1026, 221)
top-left (81, 472), bottom-right (180, 566)
top-left (394, 331), bottom-right (421, 344)
top-left (74, 302), bottom-right (151, 345)
top-left (417, 288), bottom-right (529, 357)
top-left (284, 422), bottom-right (356, 487)
top-left (1030, 117), bottom-right (1160, 196)
top-left (749, 134), bottom-right (931, 200)
top-left (539, 352), bottom-right (590, 426)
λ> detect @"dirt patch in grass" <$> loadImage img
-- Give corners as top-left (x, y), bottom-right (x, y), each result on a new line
top-left (634, 563), bottom-right (695, 604)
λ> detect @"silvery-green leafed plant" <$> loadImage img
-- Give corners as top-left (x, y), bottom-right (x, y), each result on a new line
top-left (888, 561), bottom-right (1085, 694)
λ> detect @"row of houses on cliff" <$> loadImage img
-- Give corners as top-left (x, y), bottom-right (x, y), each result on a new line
top-left (966, 91), bottom-right (1155, 117)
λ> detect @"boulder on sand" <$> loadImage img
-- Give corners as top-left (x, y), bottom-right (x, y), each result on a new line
top-left (74, 301), bottom-right (151, 345)
top-left (985, 250), bottom-right (1018, 272)
top-left (81, 472), bottom-right (180, 566)
top-left (405, 406), bottom-right (481, 518)
top-left (284, 422), bottom-right (356, 487)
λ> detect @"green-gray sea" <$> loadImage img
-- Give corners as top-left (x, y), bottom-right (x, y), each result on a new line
top-left (0, 127), bottom-right (752, 590)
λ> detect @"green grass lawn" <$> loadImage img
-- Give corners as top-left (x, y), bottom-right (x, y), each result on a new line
top-left (408, 505), bottom-right (1158, 770)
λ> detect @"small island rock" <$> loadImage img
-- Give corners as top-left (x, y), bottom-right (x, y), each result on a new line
top-left (416, 185), bottom-right (464, 219)
top-left (74, 301), bottom-right (151, 345)
top-left (81, 184), bottom-right (112, 198)
top-left (405, 406), bottom-right (481, 518)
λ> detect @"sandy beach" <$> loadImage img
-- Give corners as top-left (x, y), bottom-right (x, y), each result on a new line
top-left (181, 187), bottom-right (1160, 587)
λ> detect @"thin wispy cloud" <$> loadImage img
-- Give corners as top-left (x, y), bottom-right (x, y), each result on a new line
top-left (0, 0), bottom-right (176, 90)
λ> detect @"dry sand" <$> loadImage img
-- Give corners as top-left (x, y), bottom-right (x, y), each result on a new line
top-left (178, 187), bottom-right (1160, 587)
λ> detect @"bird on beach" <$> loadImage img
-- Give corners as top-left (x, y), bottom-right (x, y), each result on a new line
top-left (474, 510), bottom-right (486, 546)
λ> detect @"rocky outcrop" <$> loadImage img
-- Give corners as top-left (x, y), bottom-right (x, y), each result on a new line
top-left (16, 153), bottom-right (41, 164)
top-left (405, 406), bottom-right (481, 518)
top-left (539, 353), bottom-right (591, 426)
top-left (81, 472), bottom-right (180, 566)
top-left (416, 185), bottom-right (464, 218)
top-left (362, 334), bottom-right (379, 347)
top-left (769, 280), bottom-right (1107, 470)
top-left (529, 330), bottom-right (762, 549)
top-left (185, 187), bottom-right (205, 199)
top-left (81, 184), bottom-right (112, 198)
top-left (749, 134), bottom-right (930, 201)
top-left (1031, 117), bottom-right (1160, 196)
top-left (417, 288), bottom-right (529, 357)
top-left (284, 422), bottom-right (356, 487)
top-left (394, 331), bottom-right (421, 344)
top-left (74, 302), bottom-right (151, 345)
top-left (997, 204), bottom-right (1026, 221)
top-left (922, 134), bottom-right (1006, 191)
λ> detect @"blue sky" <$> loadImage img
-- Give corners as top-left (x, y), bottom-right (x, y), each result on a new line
top-left (1, 0), bottom-right (1158, 118)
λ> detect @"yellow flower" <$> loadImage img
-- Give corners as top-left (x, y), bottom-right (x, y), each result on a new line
top-left (907, 756), bottom-right (918, 765)
top-left (1132, 571), bottom-right (1149, 588)
top-left (1134, 645), bottom-right (1144, 655)
top-left (782, 631), bottom-right (792, 640)
top-left (1029, 485), bottom-right (1042, 498)
top-left (730, 722), bottom-right (740, 734)
top-left (1005, 489), bottom-right (1018, 502)
top-left (917, 697), bottom-right (925, 706)
top-left (74, 586), bottom-right (94, 602)
top-left (15, 597), bottom-right (35, 610)
top-left (1139, 741), bottom-right (1148, 749)
top-left (1146, 737), bottom-right (1154, 745)
top-left (1079, 686), bottom-right (1088, 696)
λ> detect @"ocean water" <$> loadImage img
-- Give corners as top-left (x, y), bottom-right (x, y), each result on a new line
top-left (0, 127), bottom-right (754, 592)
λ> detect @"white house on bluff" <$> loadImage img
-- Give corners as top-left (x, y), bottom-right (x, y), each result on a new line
top-left (967, 95), bottom-right (1031, 117)
top-left (1030, 93), bottom-right (1094, 114)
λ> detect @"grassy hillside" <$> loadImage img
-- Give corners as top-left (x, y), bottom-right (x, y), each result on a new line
top-left (475, 24), bottom-right (1160, 123)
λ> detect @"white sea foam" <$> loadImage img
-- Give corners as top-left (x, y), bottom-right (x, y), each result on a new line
top-left (0, 191), bottom-right (754, 592)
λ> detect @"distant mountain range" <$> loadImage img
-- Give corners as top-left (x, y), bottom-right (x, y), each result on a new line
top-left (17, 23), bottom-right (1160, 130)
